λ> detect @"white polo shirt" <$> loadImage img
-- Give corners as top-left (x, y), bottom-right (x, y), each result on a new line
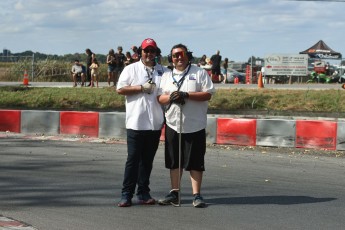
top-left (117, 61), bottom-right (169, 130)
top-left (158, 64), bottom-right (215, 133)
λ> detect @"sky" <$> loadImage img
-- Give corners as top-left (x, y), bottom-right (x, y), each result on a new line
top-left (1, 0), bottom-right (345, 63)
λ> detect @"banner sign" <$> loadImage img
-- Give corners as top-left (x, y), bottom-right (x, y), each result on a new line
top-left (264, 54), bottom-right (308, 76)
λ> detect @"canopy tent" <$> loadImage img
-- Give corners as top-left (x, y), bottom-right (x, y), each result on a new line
top-left (299, 40), bottom-right (342, 59)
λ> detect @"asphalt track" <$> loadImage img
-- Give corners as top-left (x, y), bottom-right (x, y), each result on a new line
top-left (1, 134), bottom-right (345, 230)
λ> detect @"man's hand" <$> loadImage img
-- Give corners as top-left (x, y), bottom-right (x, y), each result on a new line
top-left (141, 80), bottom-right (156, 94)
top-left (169, 91), bottom-right (189, 105)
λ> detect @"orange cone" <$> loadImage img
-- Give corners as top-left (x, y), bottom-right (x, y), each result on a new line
top-left (258, 72), bottom-right (264, 88)
top-left (234, 76), bottom-right (239, 84)
top-left (23, 70), bottom-right (29, 86)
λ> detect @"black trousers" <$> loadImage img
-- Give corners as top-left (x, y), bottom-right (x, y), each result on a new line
top-left (121, 129), bottom-right (161, 195)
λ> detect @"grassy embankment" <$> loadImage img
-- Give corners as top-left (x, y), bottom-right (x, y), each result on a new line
top-left (1, 86), bottom-right (345, 118)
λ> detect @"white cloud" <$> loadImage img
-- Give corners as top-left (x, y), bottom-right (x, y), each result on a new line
top-left (0, 0), bottom-right (344, 62)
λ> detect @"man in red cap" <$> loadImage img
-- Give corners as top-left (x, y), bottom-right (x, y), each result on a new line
top-left (116, 38), bottom-right (170, 207)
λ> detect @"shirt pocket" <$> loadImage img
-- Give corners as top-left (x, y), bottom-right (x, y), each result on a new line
top-left (187, 74), bottom-right (197, 92)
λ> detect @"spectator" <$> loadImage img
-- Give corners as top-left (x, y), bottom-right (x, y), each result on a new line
top-left (131, 46), bottom-right (140, 62)
top-left (124, 51), bottom-right (134, 66)
top-left (116, 38), bottom-right (170, 207)
top-left (198, 54), bottom-right (207, 67)
top-left (157, 43), bottom-right (216, 208)
top-left (85, 48), bottom-right (94, 87)
top-left (106, 49), bottom-right (117, 87)
top-left (114, 46), bottom-right (126, 86)
top-left (155, 48), bottom-right (162, 65)
top-left (90, 58), bottom-right (99, 88)
top-left (221, 58), bottom-right (229, 83)
top-left (71, 59), bottom-right (85, 87)
top-left (210, 50), bottom-right (222, 81)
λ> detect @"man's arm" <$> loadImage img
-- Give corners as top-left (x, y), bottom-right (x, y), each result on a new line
top-left (116, 86), bottom-right (142, 95)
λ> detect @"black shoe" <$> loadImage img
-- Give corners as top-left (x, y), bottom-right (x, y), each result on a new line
top-left (193, 193), bottom-right (206, 208)
top-left (118, 192), bottom-right (132, 207)
top-left (87, 83), bottom-right (91, 87)
top-left (137, 192), bottom-right (155, 205)
top-left (158, 190), bottom-right (178, 205)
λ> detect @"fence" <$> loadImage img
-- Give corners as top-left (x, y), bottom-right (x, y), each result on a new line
top-left (0, 55), bottom-right (34, 81)
top-left (0, 55), bottom-right (109, 82)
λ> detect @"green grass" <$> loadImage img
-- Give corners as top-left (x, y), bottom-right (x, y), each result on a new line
top-left (1, 86), bottom-right (345, 117)
top-left (0, 86), bottom-right (125, 111)
top-left (209, 88), bottom-right (345, 117)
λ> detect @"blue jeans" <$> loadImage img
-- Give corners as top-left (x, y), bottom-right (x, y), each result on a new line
top-left (121, 129), bottom-right (161, 195)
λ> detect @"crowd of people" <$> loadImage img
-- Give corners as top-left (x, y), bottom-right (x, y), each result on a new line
top-left (71, 45), bottom-right (140, 88)
top-left (71, 45), bottom-right (228, 87)
top-left (197, 50), bottom-right (229, 84)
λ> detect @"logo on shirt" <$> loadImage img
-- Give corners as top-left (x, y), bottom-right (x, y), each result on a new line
top-left (189, 74), bottom-right (196, 80)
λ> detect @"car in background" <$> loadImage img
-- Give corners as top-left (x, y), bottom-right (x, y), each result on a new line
top-left (225, 68), bottom-right (246, 83)
top-left (332, 66), bottom-right (345, 83)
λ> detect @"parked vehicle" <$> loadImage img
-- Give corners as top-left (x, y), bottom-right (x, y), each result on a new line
top-left (225, 68), bottom-right (246, 83)
top-left (306, 71), bottom-right (338, 83)
top-left (333, 66), bottom-right (345, 83)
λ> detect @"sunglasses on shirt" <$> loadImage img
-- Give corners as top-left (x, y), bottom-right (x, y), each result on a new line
top-left (172, 51), bottom-right (185, 59)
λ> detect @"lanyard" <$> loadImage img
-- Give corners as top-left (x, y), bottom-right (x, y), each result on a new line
top-left (172, 64), bottom-right (191, 90)
top-left (145, 66), bottom-right (155, 82)
top-left (165, 64), bottom-right (191, 112)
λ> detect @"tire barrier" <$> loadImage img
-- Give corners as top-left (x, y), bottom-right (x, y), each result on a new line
top-left (0, 109), bottom-right (343, 151)
top-left (296, 120), bottom-right (337, 150)
top-left (60, 111), bottom-right (99, 137)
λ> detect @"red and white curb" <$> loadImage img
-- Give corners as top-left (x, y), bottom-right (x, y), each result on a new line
top-left (0, 215), bottom-right (38, 230)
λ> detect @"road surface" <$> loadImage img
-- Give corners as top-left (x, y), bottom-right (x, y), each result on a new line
top-left (1, 135), bottom-right (344, 230)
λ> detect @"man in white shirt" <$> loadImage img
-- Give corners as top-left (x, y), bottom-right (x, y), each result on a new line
top-left (71, 60), bottom-right (85, 87)
top-left (116, 38), bottom-right (170, 207)
top-left (157, 44), bottom-right (215, 208)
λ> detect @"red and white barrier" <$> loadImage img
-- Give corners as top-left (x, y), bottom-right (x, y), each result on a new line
top-left (1, 109), bottom-right (344, 151)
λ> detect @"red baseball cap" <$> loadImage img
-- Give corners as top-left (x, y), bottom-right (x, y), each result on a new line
top-left (141, 38), bottom-right (157, 50)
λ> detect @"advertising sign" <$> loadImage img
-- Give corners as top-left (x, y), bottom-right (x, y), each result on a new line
top-left (264, 54), bottom-right (308, 76)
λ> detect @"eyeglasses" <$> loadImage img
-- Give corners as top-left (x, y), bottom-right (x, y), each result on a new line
top-left (172, 51), bottom-right (185, 59)
top-left (143, 49), bottom-right (156, 54)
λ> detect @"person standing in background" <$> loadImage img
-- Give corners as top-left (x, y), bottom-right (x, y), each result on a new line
top-left (221, 58), bottom-right (229, 83)
top-left (124, 51), bottom-right (134, 66)
top-left (85, 48), bottom-right (94, 87)
top-left (106, 49), bottom-right (117, 87)
top-left (114, 46), bottom-right (126, 87)
top-left (131, 46), bottom-right (140, 62)
top-left (210, 50), bottom-right (222, 82)
top-left (90, 58), bottom-right (99, 88)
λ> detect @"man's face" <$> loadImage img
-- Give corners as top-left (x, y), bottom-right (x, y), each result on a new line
top-left (75, 62), bottom-right (80, 66)
top-left (141, 47), bottom-right (156, 65)
top-left (171, 48), bottom-right (188, 71)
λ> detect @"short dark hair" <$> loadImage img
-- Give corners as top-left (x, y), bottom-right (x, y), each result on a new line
top-left (170, 44), bottom-right (188, 56)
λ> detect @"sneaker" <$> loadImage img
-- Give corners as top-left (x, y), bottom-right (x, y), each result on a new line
top-left (137, 192), bottom-right (155, 205)
top-left (193, 194), bottom-right (206, 208)
top-left (158, 190), bottom-right (179, 205)
top-left (117, 192), bottom-right (132, 207)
